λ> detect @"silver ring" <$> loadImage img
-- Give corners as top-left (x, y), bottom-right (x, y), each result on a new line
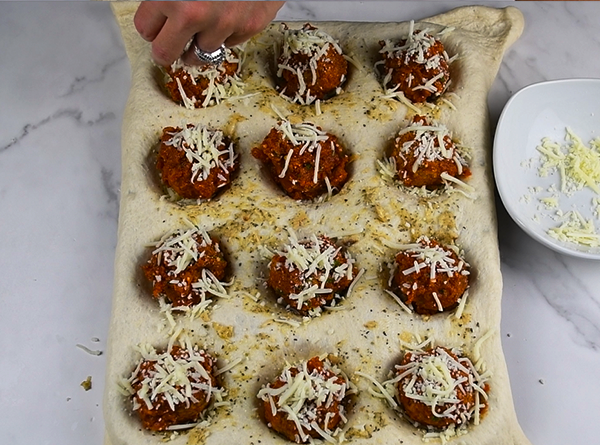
top-left (193, 43), bottom-right (226, 65)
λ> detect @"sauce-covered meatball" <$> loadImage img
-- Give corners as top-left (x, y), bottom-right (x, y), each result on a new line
top-left (276, 24), bottom-right (348, 105)
top-left (377, 24), bottom-right (452, 103)
top-left (125, 343), bottom-right (220, 431)
top-left (267, 233), bottom-right (357, 316)
top-left (389, 115), bottom-right (470, 189)
top-left (395, 346), bottom-right (488, 429)
top-left (252, 120), bottom-right (350, 200)
top-left (258, 356), bottom-right (351, 443)
top-left (156, 124), bottom-right (239, 200)
top-left (142, 226), bottom-right (229, 308)
top-left (164, 48), bottom-right (243, 109)
top-left (388, 236), bottom-right (469, 315)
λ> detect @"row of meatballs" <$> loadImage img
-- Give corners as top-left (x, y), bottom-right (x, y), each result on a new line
top-left (122, 341), bottom-right (489, 442)
top-left (155, 115), bottom-right (471, 203)
top-left (163, 22), bottom-right (454, 109)
top-left (142, 225), bottom-right (471, 317)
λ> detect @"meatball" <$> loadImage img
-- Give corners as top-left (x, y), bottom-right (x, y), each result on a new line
top-left (267, 234), bottom-right (357, 316)
top-left (377, 26), bottom-right (452, 103)
top-left (277, 23), bottom-right (348, 104)
top-left (395, 346), bottom-right (488, 429)
top-left (389, 115), bottom-right (470, 189)
top-left (252, 121), bottom-right (350, 200)
top-left (142, 226), bottom-right (229, 308)
top-left (258, 356), bottom-right (350, 443)
top-left (164, 48), bottom-right (243, 109)
top-left (127, 343), bottom-right (219, 431)
top-left (389, 236), bottom-right (469, 315)
top-left (156, 124), bottom-right (239, 200)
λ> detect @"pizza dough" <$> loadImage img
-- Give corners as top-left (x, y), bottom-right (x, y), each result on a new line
top-left (105, 3), bottom-right (529, 445)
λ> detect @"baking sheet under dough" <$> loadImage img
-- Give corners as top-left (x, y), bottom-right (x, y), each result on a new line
top-left (105, 3), bottom-right (529, 445)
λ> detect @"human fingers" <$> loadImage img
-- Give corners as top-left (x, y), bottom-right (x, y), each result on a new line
top-left (224, 1), bottom-right (286, 46)
top-left (181, 2), bottom-right (285, 66)
top-left (151, 16), bottom-right (199, 67)
top-left (135, 2), bottom-right (216, 66)
top-left (133, 2), bottom-right (168, 42)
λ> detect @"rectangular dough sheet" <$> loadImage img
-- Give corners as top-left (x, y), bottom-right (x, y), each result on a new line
top-left (105, 4), bottom-right (529, 445)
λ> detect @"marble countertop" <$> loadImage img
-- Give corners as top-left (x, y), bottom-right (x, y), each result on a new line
top-left (1, 2), bottom-right (599, 445)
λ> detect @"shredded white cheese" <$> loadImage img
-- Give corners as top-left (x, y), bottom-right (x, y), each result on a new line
top-left (378, 21), bottom-right (453, 102)
top-left (537, 128), bottom-right (600, 194)
top-left (278, 23), bottom-right (345, 105)
top-left (123, 339), bottom-right (225, 419)
top-left (270, 230), bottom-right (358, 315)
top-left (169, 47), bottom-right (245, 109)
top-left (548, 210), bottom-right (600, 247)
top-left (164, 124), bottom-right (237, 186)
top-left (257, 356), bottom-right (350, 442)
top-left (528, 128), bottom-right (600, 248)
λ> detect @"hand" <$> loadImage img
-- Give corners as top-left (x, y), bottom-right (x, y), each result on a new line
top-left (134, 1), bottom-right (285, 67)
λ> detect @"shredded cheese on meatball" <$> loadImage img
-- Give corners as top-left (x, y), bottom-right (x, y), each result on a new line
top-left (257, 357), bottom-right (350, 443)
top-left (152, 226), bottom-right (213, 274)
top-left (393, 236), bottom-right (469, 281)
top-left (377, 21), bottom-right (454, 105)
top-left (357, 338), bottom-right (491, 442)
top-left (275, 230), bottom-right (358, 312)
top-left (278, 24), bottom-right (345, 105)
top-left (395, 347), bottom-right (488, 425)
top-left (396, 121), bottom-right (464, 175)
top-left (122, 341), bottom-right (224, 415)
top-left (164, 124), bottom-right (237, 185)
top-left (169, 48), bottom-right (245, 109)
top-left (275, 120), bottom-right (330, 182)
top-left (149, 225), bottom-right (232, 318)
top-left (379, 21), bottom-right (449, 73)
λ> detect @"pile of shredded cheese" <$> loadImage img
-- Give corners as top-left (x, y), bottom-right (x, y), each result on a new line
top-left (164, 124), bottom-right (237, 185)
top-left (527, 128), bottom-right (600, 248)
top-left (548, 210), bottom-right (600, 248)
top-left (537, 128), bottom-right (600, 194)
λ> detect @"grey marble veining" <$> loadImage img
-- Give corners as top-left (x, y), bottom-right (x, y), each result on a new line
top-left (1, 2), bottom-right (599, 445)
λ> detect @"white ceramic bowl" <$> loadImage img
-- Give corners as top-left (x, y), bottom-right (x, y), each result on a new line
top-left (494, 78), bottom-right (600, 260)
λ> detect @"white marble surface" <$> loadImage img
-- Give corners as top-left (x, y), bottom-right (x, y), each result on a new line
top-left (1, 2), bottom-right (599, 445)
